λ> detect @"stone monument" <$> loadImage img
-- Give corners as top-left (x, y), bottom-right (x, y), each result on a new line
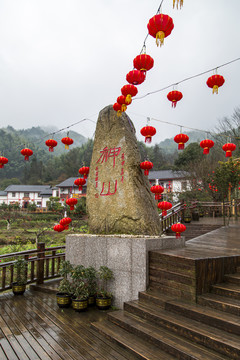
top-left (87, 105), bottom-right (161, 235)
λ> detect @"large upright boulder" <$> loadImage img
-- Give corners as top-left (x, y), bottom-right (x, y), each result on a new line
top-left (87, 105), bottom-right (161, 235)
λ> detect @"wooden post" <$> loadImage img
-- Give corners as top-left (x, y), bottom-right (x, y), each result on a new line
top-left (37, 242), bottom-right (45, 284)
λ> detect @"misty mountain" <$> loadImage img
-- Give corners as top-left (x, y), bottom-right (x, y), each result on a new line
top-left (158, 130), bottom-right (206, 154)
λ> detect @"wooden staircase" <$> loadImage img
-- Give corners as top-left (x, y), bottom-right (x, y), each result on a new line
top-left (92, 226), bottom-right (240, 359)
top-left (167, 222), bottom-right (222, 241)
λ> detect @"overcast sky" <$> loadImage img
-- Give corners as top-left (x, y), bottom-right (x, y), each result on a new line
top-left (0, 0), bottom-right (239, 144)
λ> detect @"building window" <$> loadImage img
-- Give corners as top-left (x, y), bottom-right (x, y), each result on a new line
top-left (181, 181), bottom-right (187, 191)
top-left (24, 192), bottom-right (30, 197)
top-left (12, 192), bottom-right (16, 197)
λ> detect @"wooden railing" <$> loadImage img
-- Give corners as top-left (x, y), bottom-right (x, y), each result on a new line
top-left (0, 243), bottom-right (65, 292)
top-left (160, 202), bottom-right (185, 232)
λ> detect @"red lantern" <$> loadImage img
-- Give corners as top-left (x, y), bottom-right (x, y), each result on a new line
top-left (200, 139), bottom-right (214, 154)
top-left (140, 161), bottom-right (153, 176)
top-left (121, 84), bottom-right (138, 103)
top-left (158, 201), bottom-right (172, 216)
top-left (79, 166), bottom-right (89, 179)
top-left (171, 223), bottom-right (186, 239)
top-left (113, 102), bottom-right (123, 116)
top-left (45, 139), bottom-right (58, 152)
top-left (0, 156), bottom-right (8, 168)
top-left (206, 74), bottom-right (225, 94)
top-left (117, 95), bottom-right (131, 112)
top-left (60, 217), bottom-right (72, 230)
top-left (61, 137), bottom-right (74, 150)
top-left (74, 177), bottom-right (86, 191)
top-left (167, 91), bottom-right (183, 108)
top-left (150, 185), bottom-right (164, 200)
top-left (126, 70), bottom-right (146, 85)
top-left (133, 54), bottom-right (154, 74)
top-left (222, 143), bottom-right (236, 157)
top-left (174, 133), bottom-right (189, 150)
top-left (173, 0), bottom-right (183, 9)
top-left (53, 224), bottom-right (65, 232)
top-left (147, 14), bottom-right (174, 47)
top-left (140, 126), bottom-right (156, 144)
top-left (20, 148), bottom-right (33, 161)
top-left (66, 197), bottom-right (78, 210)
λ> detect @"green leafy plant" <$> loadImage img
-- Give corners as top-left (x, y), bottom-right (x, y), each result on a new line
top-left (70, 265), bottom-right (89, 300)
top-left (57, 260), bottom-right (73, 294)
top-left (96, 266), bottom-right (114, 298)
top-left (14, 258), bottom-right (27, 285)
top-left (85, 266), bottom-right (97, 296)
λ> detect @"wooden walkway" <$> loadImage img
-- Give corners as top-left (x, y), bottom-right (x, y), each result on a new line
top-left (0, 290), bottom-right (136, 360)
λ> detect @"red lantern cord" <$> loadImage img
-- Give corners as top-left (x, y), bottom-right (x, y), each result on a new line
top-left (158, 201), bottom-right (172, 216)
top-left (222, 143), bottom-right (236, 157)
top-left (74, 177), bottom-right (86, 191)
top-left (61, 137), bottom-right (74, 150)
top-left (147, 14), bottom-right (174, 47)
top-left (206, 74), bottom-right (225, 94)
top-left (126, 70), bottom-right (146, 85)
top-left (200, 139), bottom-right (214, 154)
top-left (140, 126), bottom-right (156, 144)
top-left (45, 139), bottom-right (58, 152)
top-left (133, 54), bottom-right (154, 74)
top-left (167, 91), bottom-right (183, 108)
top-left (174, 133), bottom-right (189, 150)
top-left (150, 185), bottom-right (164, 200)
top-left (121, 84), bottom-right (138, 104)
top-left (0, 156), bottom-right (8, 168)
top-left (140, 161), bottom-right (153, 176)
top-left (20, 148), bottom-right (33, 161)
top-left (171, 223), bottom-right (186, 239)
top-left (66, 197), bottom-right (78, 210)
top-left (79, 166), bottom-right (89, 179)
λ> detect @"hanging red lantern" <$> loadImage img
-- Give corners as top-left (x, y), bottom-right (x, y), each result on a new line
top-left (126, 70), bottom-right (146, 85)
top-left (147, 14), bottom-right (174, 47)
top-left (140, 126), bottom-right (156, 143)
top-left (74, 177), bottom-right (86, 191)
top-left (79, 166), bottom-right (89, 179)
top-left (206, 74), bottom-right (225, 94)
top-left (150, 185), bottom-right (164, 200)
top-left (167, 91), bottom-right (183, 108)
top-left (60, 217), bottom-right (72, 230)
top-left (61, 137), bottom-right (74, 150)
top-left (0, 156), bottom-right (8, 168)
top-left (171, 223), bottom-right (186, 239)
top-left (66, 197), bottom-right (78, 210)
top-left (113, 102), bottom-right (123, 116)
top-left (140, 161), bottom-right (153, 176)
top-left (158, 201), bottom-right (172, 216)
top-left (200, 139), bottom-right (214, 154)
top-left (45, 139), bottom-right (58, 152)
top-left (133, 54), bottom-right (154, 74)
top-left (53, 224), bottom-right (65, 232)
top-left (117, 95), bottom-right (132, 112)
top-left (20, 148), bottom-right (33, 161)
top-left (121, 84), bottom-right (138, 103)
top-left (174, 133), bottom-right (189, 150)
top-left (222, 143), bottom-right (236, 157)
top-left (173, 0), bottom-right (183, 9)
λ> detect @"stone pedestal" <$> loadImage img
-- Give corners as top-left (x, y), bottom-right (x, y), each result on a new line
top-left (66, 234), bottom-right (185, 309)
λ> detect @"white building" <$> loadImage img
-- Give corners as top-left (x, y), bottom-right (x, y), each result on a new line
top-left (3, 185), bottom-right (52, 208)
top-left (0, 191), bottom-right (7, 205)
top-left (55, 177), bottom-right (87, 203)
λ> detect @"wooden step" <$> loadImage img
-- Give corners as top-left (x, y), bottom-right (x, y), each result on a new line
top-left (198, 293), bottom-right (240, 316)
top-left (91, 319), bottom-right (175, 360)
top-left (211, 283), bottom-right (240, 300)
top-left (165, 299), bottom-right (240, 335)
top-left (224, 273), bottom-right (240, 285)
top-left (148, 281), bottom-right (196, 301)
top-left (108, 310), bottom-right (229, 360)
top-left (123, 300), bottom-right (240, 359)
top-left (139, 289), bottom-right (174, 308)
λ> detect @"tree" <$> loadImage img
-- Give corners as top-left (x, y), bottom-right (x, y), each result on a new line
top-left (47, 197), bottom-right (63, 213)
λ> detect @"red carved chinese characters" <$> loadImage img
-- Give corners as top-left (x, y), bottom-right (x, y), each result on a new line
top-left (97, 147), bottom-right (121, 168)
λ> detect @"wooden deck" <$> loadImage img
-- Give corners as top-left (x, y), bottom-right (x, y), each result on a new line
top-left (0, 290), bottom-right (136, 360)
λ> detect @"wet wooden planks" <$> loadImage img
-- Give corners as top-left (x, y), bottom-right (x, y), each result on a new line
top-left (0, 291), bottom-right (136, 360)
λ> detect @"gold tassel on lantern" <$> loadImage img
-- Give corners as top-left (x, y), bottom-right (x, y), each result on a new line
top-left (213, 85), bottom-right (219, 94)
top-left (126, 94), bottom-right (132, 103)
top-left (117, 110), bottom-right (122, 117)
top-left (156, 31), bottom-right (165, 47)
top-left (65, 144), bottom-right (69, 150)
top-left (173, 0), bottom-right (184, 9)
top-left (121, 104), bottom-right (127, 112)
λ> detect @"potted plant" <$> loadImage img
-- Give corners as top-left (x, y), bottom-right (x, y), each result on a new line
top-left (70, 265), bottom-right (89, 312)
top-left (96, 266), bottom-right (114, 310)
top-left (183, 207), bottom-right (192, 223)
top-left (85, 266), bottom-right (97, 306)
top-left (12, 258), bottom-right (28, 295)
top-left (56, 260), bottom-right (73, 308)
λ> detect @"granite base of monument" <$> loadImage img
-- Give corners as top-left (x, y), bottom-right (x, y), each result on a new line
top-left (66, 234), bottom-right (185, 309)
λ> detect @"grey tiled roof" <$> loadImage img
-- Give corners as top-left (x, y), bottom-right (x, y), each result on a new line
top-left (39, 189), bottom-right (53, 196)
top-left (4, 185), bottom-right (51, 192)
top-left (0, 191), bottom-right (7, 196)
top-left (148, 170), bottom-right (188, 180)
top-left (56, 177), bottom-right (88, 188)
